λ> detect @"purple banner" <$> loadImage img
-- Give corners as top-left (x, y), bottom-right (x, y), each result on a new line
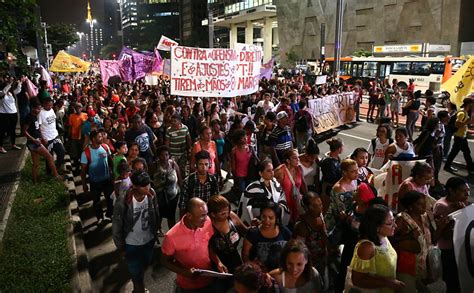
top-left (99, 60), bottom-right (123, 86)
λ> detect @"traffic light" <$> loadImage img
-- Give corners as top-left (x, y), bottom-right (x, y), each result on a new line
top-left (112, 53), bottom-right (116, 59)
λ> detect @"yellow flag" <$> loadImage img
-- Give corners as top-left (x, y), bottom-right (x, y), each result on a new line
top-left (50, 50), bottom-right (90, 72)
top-left (441, 56), bottom-right (474, 108)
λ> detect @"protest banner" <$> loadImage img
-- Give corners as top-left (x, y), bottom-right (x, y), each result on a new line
top-left (315, 75), bottom-right (327, 85)
top-left (170, 44), bottom-right (262, 97)
top-left (375, 157), bottom-right (436, 211)
top-left (117, 47), bottom-right (161, 81)
top-left (99, 60), bottom-right (123, 86)
top-left (307, 92), bottom-right (356, 133)
top-left (157, 35), bottom-right (179, 51)
top-left (441, 56), bottom-right (474, 108)
top-left (49, 50), bottom-right (90, 72)
top-left (451, 204), bottom-right (474, 293)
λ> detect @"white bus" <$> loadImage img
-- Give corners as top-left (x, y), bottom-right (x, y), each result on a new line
top-left (324, 56), bottom-right (465, 91)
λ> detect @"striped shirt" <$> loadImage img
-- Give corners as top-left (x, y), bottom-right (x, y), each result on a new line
top-left (269, 125), bottom-right (293, 152)
top-left (166, 124), bottom-right (189, 158)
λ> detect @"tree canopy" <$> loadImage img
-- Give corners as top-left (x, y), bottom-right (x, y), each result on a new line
top-left (47, 23), bottom-right (79, 55)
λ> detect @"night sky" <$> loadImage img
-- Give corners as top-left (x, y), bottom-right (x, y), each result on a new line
top-left (38, 0), bottom-right (105, 30)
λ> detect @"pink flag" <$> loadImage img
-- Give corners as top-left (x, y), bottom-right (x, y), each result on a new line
top-left (152, 49), bottom-right (163, 73)
top-left (99, 60), bottom-right (123, 86)
top-left (40, 66), bottom-right (53, 89)
top-left (25, 77), bottom-right (38, 97)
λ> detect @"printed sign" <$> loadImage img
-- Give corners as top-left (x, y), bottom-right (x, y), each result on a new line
top-left (170, 44), bottom-right (262, 97)
top-left (307, 92), bottom-right (356, 133)
top-left (315, 75), bottom-right (327, 85)
top-left (157, 35), bottom-right (179, 51)
top-left (373, 44), bottom-right (423, 53)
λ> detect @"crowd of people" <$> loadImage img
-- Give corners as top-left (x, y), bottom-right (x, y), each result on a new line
top-left (0, 68), bottom-right (472, 293)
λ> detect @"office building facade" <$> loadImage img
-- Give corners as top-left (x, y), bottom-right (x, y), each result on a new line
top-left (276, 0), bottom-right (474, 63)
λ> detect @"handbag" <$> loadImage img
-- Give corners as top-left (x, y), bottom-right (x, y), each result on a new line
top-left (426, 246), bottom-right (443, 283)
top-left (246, 147), bottom-right (260, 182)
top-left (285, 167), bottom-right (304, 215)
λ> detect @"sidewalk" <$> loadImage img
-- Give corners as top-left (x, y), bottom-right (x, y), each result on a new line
top-left (0, 136), bottom-right (27, 241)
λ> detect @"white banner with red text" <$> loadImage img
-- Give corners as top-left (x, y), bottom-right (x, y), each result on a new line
top-left (170, 44), bottom-right (262, 97)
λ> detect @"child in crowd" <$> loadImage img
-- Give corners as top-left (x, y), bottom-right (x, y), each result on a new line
top-left (113, 141), bottom-right (128, 179)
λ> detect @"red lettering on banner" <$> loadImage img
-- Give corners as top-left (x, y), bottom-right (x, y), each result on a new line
top-left (174, 78), bottom-right (197, 91)
top-left (205, 79), bottom-right (231, 91)
top-left (237, 76), bottom-right (259, 90)
top-left (391, 164), bottom-right (403, 185)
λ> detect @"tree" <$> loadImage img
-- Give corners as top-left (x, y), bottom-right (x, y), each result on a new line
top-left (47, 23), bottom-right (79, 55)
top-left (352, 48), bottom-right (372, 57)
top-left (0, 0), bottom-right (39, 73)
top-left (285, 49), bottom-right (300, 66)
top-left (100, 42), bottom-right (121, 59)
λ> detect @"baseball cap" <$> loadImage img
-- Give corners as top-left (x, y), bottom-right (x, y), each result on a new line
top-left (276, 111), bottom-right (288, 120)
top-left (87, 109), bottom-right (96, 117)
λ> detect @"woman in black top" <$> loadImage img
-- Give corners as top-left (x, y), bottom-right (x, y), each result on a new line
top-left (208, 195), bottom-right (248, 290)
top-left (403, 90), bottom-right (422, 141)
top-left (22, 99), bottom-right (60, 183)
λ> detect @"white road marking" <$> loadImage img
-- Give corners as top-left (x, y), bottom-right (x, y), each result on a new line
top-left (339, 132), bottom-right (371, 142)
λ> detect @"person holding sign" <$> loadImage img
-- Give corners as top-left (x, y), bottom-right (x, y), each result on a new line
top-left (433, 177), bottom-right (470, 293)
top-left (161, 198), bottom-right (227, 292)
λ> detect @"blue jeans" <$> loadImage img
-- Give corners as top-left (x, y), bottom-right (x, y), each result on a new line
top-left (125, 239), bottom-right (155, 282)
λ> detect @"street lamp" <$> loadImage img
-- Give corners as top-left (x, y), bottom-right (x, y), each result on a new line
top-left (41, 22), bottom-right (50, 69)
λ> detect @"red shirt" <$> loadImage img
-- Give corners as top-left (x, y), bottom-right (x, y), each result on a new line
top-left (161, 217), bottom-right (214, 289)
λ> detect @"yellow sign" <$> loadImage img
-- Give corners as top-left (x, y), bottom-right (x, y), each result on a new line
top-left (441, 57), bottom-right (474, 108)
top-left (50, 51), bottom-right (90, 72)
top-left (373, 44), bottom-right (422, 54)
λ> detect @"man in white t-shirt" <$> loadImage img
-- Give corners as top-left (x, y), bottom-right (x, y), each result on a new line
top-left (256, 93), bottom-right (275, 113)
top-left (38, 97), bottom-right (65, 173)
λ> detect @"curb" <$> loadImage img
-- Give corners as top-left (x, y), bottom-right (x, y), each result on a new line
top-left (0, 146), bottom-right (28, 243)
top-left (65, 155), bottom-right (93, 293)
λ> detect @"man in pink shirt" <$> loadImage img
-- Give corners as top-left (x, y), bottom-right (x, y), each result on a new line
top-left (161, 197), bottom-right (227, 292)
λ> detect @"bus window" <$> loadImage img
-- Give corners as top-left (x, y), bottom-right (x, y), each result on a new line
top-left (341, 62), bottom-right (351, 75)
top-left (379, 64), bottom-right (391, 79)
top-left (431, 62), bottom-right (445, 74)
top-left (412, 62), bottom-right (431, 75)
top-left (451, 59), bottom-right (465, 72)
top-left (352, 63), bottom-right (363, 77)
top-left (392, 62), bottom-right (411, 74)
top-left (362, 62), bottom-right (377, 77)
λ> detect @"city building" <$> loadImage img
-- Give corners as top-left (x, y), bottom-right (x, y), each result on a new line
top-left (179, 0), bottom-right (208, 47)
top-left (276, 0), bottom-right (474, 63)
top-left (103, 0), bottom-right (121, 46)
top-left (120, 0), bottom-right (180, 50)
top-left (205, 0), bottom-right (278, 62)
top-left (84, 1), bottom-right (104, 60)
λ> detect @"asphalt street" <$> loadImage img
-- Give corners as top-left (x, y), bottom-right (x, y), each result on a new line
top-left (79, 121), bottom-right (473, 292)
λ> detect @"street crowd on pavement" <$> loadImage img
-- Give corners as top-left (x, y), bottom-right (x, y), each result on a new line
top-left (0, 66), bottom-right (473, 293)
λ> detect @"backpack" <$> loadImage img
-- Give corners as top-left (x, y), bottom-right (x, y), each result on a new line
top-left (295, 111), bottom-right (308, 132)
top-left (371, 137), bottom-right (394, 153)
top-left (447, 112), bottom-right (458, 132)
top-left (84, 143), bottom-right (110, 169)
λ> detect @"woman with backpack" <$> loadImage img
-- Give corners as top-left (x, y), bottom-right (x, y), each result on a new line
top-left (367, 124), bottom-right (393, 170)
